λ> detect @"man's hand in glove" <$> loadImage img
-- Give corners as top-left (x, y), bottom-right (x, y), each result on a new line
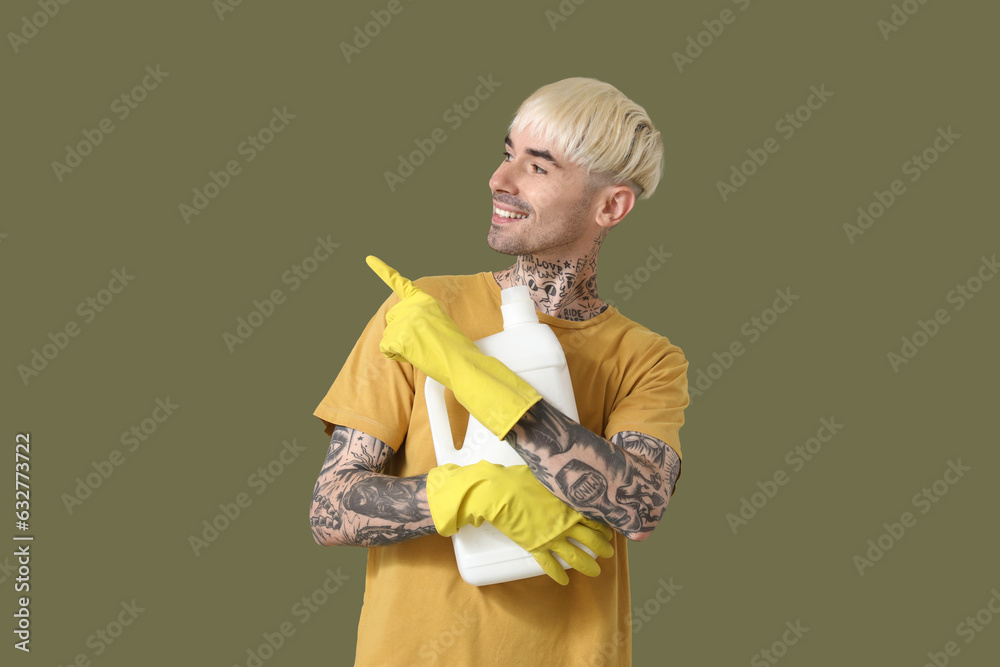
top-left (366, 255), bottom-right (543, 440)
top-left (427, 460), bottom-right (615, 585)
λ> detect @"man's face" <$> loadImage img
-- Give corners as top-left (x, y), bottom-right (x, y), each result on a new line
top-left (487, 127), bottom-right (603, 260)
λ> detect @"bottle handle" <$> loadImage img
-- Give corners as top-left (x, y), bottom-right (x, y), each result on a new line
top-left (424, 376), bottom-right (462, 466)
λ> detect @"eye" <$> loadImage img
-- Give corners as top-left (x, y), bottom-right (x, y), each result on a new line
top-left (502, 151), bottom-right (546, 174)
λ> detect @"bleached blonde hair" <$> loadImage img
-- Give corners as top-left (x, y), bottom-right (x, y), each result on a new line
top-left (508, 77), bottom-right (663, 199)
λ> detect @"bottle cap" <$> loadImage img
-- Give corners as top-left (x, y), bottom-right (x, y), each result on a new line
top-left (499, 285), bottom-right (538, 327)
top-left (501, 284), bottom-right (530, 305)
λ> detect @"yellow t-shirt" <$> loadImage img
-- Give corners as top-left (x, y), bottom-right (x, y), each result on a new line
top-left (313, 271), bottom-right (688, 667)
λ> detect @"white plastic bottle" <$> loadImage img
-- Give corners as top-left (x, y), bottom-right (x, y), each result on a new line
top-left (424, 284), bottom-right (589, 586)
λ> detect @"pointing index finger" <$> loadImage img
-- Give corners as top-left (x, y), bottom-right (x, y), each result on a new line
top-left (366, 255), bottom-right (419, 299)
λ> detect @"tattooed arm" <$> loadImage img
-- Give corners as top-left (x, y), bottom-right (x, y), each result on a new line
top-left (504, 399), bottom-right (681, 542)
top-left (309, 425), bottom-right (437, 548)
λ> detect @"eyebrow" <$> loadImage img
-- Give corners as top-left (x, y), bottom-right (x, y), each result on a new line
top-left (505, 134), bottom-right (562, 169)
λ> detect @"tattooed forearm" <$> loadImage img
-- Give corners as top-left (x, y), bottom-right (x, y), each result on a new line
top-left (354, 523), bottom-right (437, 547)
top-left (342, 476), bottom-right (425, 523)
top-left (504, 398), bottom-right (681, 540)
top-left (555, 460), bottom-right (630, 527)
top-left (617, 430), bottom-right (681, 496)
top-left (309, 426), bottom-right (437, 547)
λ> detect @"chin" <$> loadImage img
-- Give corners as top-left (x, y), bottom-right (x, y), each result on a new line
top-left (486, 232), bottom-right (515, 256)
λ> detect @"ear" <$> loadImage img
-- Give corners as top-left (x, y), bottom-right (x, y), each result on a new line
top-left (595, 184), bottom-right (636, 230)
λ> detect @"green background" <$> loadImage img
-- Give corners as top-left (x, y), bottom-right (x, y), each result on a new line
top-left (3, 0), bottom-right (998, 665)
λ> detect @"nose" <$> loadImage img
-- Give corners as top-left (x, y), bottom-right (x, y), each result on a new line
top-left (489, 160), bottom-right (516, 196)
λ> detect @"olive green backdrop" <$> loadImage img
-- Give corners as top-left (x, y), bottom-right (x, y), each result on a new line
top-left (3, 1), bottom-right (998, 665)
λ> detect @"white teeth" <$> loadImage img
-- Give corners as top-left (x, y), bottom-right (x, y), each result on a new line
top-left (495, 207), bottom-right (527, 219)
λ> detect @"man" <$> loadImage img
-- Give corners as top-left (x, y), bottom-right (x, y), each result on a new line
top-left (310, 77), bottom-right (688, 666)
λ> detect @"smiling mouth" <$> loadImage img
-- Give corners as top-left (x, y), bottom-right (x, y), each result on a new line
top-left (493, 204), bottom-right (529, 221)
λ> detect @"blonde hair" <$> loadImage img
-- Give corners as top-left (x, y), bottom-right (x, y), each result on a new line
top-left (508, 78), bottom-right (663, 200)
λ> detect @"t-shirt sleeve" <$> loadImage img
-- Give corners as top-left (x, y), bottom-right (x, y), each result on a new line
top-left (604, 340), bottom-right (689, 461)
top-left (312, 293), bottom-right (415, 451)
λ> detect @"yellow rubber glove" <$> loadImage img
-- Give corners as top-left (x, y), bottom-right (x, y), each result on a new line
top-left (367, 255), bottom-right (543, 440)
top-left (427, 460), bottom-right (615, 585)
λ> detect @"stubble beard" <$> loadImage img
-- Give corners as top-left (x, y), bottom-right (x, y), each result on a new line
top-left (488, 189), bottom-right (596, 258)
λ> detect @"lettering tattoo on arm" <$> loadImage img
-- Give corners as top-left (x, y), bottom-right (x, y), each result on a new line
top-left (310, 426), bottom-right (436, 547)
top-left (504, 398), bottom-right (681, 540)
